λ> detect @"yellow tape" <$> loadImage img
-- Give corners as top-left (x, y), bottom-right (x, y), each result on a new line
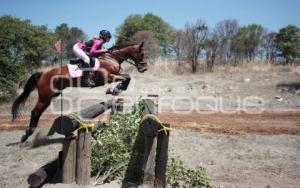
top-left (141, 114), bottom-right (172, 135)
top-left (67, 113), bottom-right (95, 133)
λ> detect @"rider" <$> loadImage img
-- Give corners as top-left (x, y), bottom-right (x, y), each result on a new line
top-left (72, 29), bottom-right (112, 87)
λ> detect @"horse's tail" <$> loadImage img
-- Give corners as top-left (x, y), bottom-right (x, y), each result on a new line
top-left (12, 72), bottom-right (43, 121)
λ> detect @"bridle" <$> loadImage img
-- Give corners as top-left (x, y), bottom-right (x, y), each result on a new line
top-left (107, 48), bottom-right (146, 70)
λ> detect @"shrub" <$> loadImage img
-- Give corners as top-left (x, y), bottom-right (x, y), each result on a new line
top-left (91, 101), bottom-right (211, 187)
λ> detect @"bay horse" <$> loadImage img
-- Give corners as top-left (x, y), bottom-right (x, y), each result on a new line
top-left (12, 42), bottom-right (147, 142)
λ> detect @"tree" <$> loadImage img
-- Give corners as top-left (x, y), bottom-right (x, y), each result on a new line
top-left (170, 30), bottom-right (188, 63)
top-left (231, 24), bottom-right (264, 64)
top-left (204, 32), bottom-right (219, 72)
top-left (275, 25), bottom-right (300, 64)
top-left (116, 15), bottom-right (145, 45)
top-left (132, 31), bottom-right (160, 59)
top-left (214, 19), bottom-right (239, 63)
top-left (185, 20), bottom-right (208, 73)
top-left (0, 15), bottom-right (55, 101)
top-left (55, 23), bottom-right (87, 59)
top-left (246, 24), bottom-right (264, 61)
top-left (116, 13), bottom-right (174, 56)
top-left (143, 13), bottom-right (174, 55)
top-left (66, 27), bottom-right (87, 58)
top-left (262, 32), bottom-right (278, 63)
top-left (55, 23), bottom-right (69, 58)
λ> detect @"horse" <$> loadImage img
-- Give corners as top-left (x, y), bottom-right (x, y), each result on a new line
top-left (12, 42), bottom-right (147, 142)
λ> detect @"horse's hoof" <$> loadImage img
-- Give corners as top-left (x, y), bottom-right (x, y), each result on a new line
top-left (106, 88), bottom-right (113, 95)
top-left (21, 134), bottom-right (28, 143)
top-left (106, 88), bottom-right (121, 96)
top-left (112, 88), bottom-right (121, 96)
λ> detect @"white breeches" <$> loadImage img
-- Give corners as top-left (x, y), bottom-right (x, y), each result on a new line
top-left (73, 44), bottom-right (90, 64)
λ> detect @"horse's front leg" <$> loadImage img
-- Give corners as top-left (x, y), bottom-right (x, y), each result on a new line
top-left (108, 74), bottom-right (126, 82)
top-left (106, 74), bottom-right (131, 95)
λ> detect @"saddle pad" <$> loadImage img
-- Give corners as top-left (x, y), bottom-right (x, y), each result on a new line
top-left (67, 60), bottom-right (100, 78)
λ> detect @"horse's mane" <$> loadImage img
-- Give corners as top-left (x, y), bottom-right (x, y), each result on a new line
top-left (108, 43), bottom-right (138, 50)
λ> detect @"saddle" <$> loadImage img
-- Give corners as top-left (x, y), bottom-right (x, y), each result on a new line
top-left (67, 57), bottom-right (99, 78)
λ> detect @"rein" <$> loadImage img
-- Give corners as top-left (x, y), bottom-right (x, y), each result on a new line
top-left (107, 51), bottom-right (138, 67)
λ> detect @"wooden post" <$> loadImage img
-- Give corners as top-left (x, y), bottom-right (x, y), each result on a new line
top-left (76, 129), bottom-right (92, 185)
top-left (115, 98), bottom-right (124, 112)
top-left (141, 95), bottom-right (169, 188)
top-left (47, 100), bottom-right (113, 185)
top-left (155, 124), bottom-right (170, 188)
top-left (27, 158), bottom-right (59, 187)
top-left (50, 100), bottom-right (114, 136)
top-left (143, 136), bottom-right (157, 185)
top-left (62, 137), bottom-right (76, 183)
top-left (142, 97), bottom-right (158, 186)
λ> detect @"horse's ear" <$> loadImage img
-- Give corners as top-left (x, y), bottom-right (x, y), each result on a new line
top-left (138, 41), bottom-right (144, 52)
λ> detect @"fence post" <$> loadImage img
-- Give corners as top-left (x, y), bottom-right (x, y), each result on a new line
top-left (75, 129), bottom-right (91, 185)
top-left (62, 137), bottom-right (76, 183)
top-left (142, 96), bottom-right (159, 186)
top-left (47, 100), bottom-right (113, 186)
top-left (155, 123), bottom-right (170, 188)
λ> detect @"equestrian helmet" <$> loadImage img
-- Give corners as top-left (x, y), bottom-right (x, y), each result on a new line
top-left (99, 30), bottom-right (112, 39)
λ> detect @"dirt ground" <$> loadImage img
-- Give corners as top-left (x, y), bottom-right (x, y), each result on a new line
top-left (0, 63), bottom-right (299, 187)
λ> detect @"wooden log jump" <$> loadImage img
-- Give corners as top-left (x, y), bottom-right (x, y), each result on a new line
top-left (140, 96), bottom-right (170, 188)
top-left (28, 100), bottom-right (114, 187)
top-left (28, 97), bottom-right (170, 187)
top-left (124, 95), bottom-right (171, 188)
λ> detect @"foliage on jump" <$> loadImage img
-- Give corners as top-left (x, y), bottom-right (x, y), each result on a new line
top-left (91, 101), bottom-right (143, 184)
top-left (167, 157), bottom-right (212, 188)
top-left (91, 101), bottom-right (211, 187)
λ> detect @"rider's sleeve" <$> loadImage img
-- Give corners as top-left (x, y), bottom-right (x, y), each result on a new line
top-left (90, 39), bottom-right (106, 56)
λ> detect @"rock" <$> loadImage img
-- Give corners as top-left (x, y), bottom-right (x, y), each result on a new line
top-left (202, 84), bottom-right (209, 89)
top-left (244, 78), bottom-right (251, 83)
top-left (275, 96), bottom-right (283, 102)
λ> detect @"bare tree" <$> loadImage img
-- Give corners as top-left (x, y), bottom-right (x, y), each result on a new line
top-left (185, 20), bottom-right (208, 73)
top-left (132, 30), bottom-right (160, 59)
top-left (262, 32), bottom-right (278, 63)
top-left (214, 19), bottom-right (239, 64)
top-left (170, 29), bottom-right (188, 63)
top-left (205, 32), bottom-right (219, 71)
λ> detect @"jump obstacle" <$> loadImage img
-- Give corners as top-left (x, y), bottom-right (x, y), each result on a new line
top-left (27, 95), bottom-right (171, 188)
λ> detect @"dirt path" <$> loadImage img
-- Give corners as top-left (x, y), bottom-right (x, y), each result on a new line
top-left (2, 111), bottom-right (300, 135)
top-left (159, 111), bottom-right (300, 135)
top-left (169, 129), bottom-right (300, 188)
top-left (0, 129), bottom-right (299, 188)
top-left (1, 111), bottom-right (299, 187)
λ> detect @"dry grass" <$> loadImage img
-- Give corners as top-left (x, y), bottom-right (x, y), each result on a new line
top-left (2, 59), bottom-right (299, 114)
top-left (213, 61), bottom-right (273, 73)
top-left (124, 58), bottom-right (300, 77)
top-left (38, 58), bottom-right (300, 78)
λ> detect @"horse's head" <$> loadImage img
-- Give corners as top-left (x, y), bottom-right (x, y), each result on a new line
top-left (128, 41), bottom-right (148, 72)
top-left (109, 42), bottom-right (148, 73)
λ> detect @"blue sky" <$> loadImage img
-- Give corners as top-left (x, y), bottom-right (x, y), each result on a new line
top-left (1, 0), bottom-right (299, 46)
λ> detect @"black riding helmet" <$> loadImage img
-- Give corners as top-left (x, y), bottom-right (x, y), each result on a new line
top-left (99, 30), bottom-right (112, 40)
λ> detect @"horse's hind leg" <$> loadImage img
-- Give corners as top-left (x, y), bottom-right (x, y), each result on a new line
top-left (21, 98), bottom-right (51, 143)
